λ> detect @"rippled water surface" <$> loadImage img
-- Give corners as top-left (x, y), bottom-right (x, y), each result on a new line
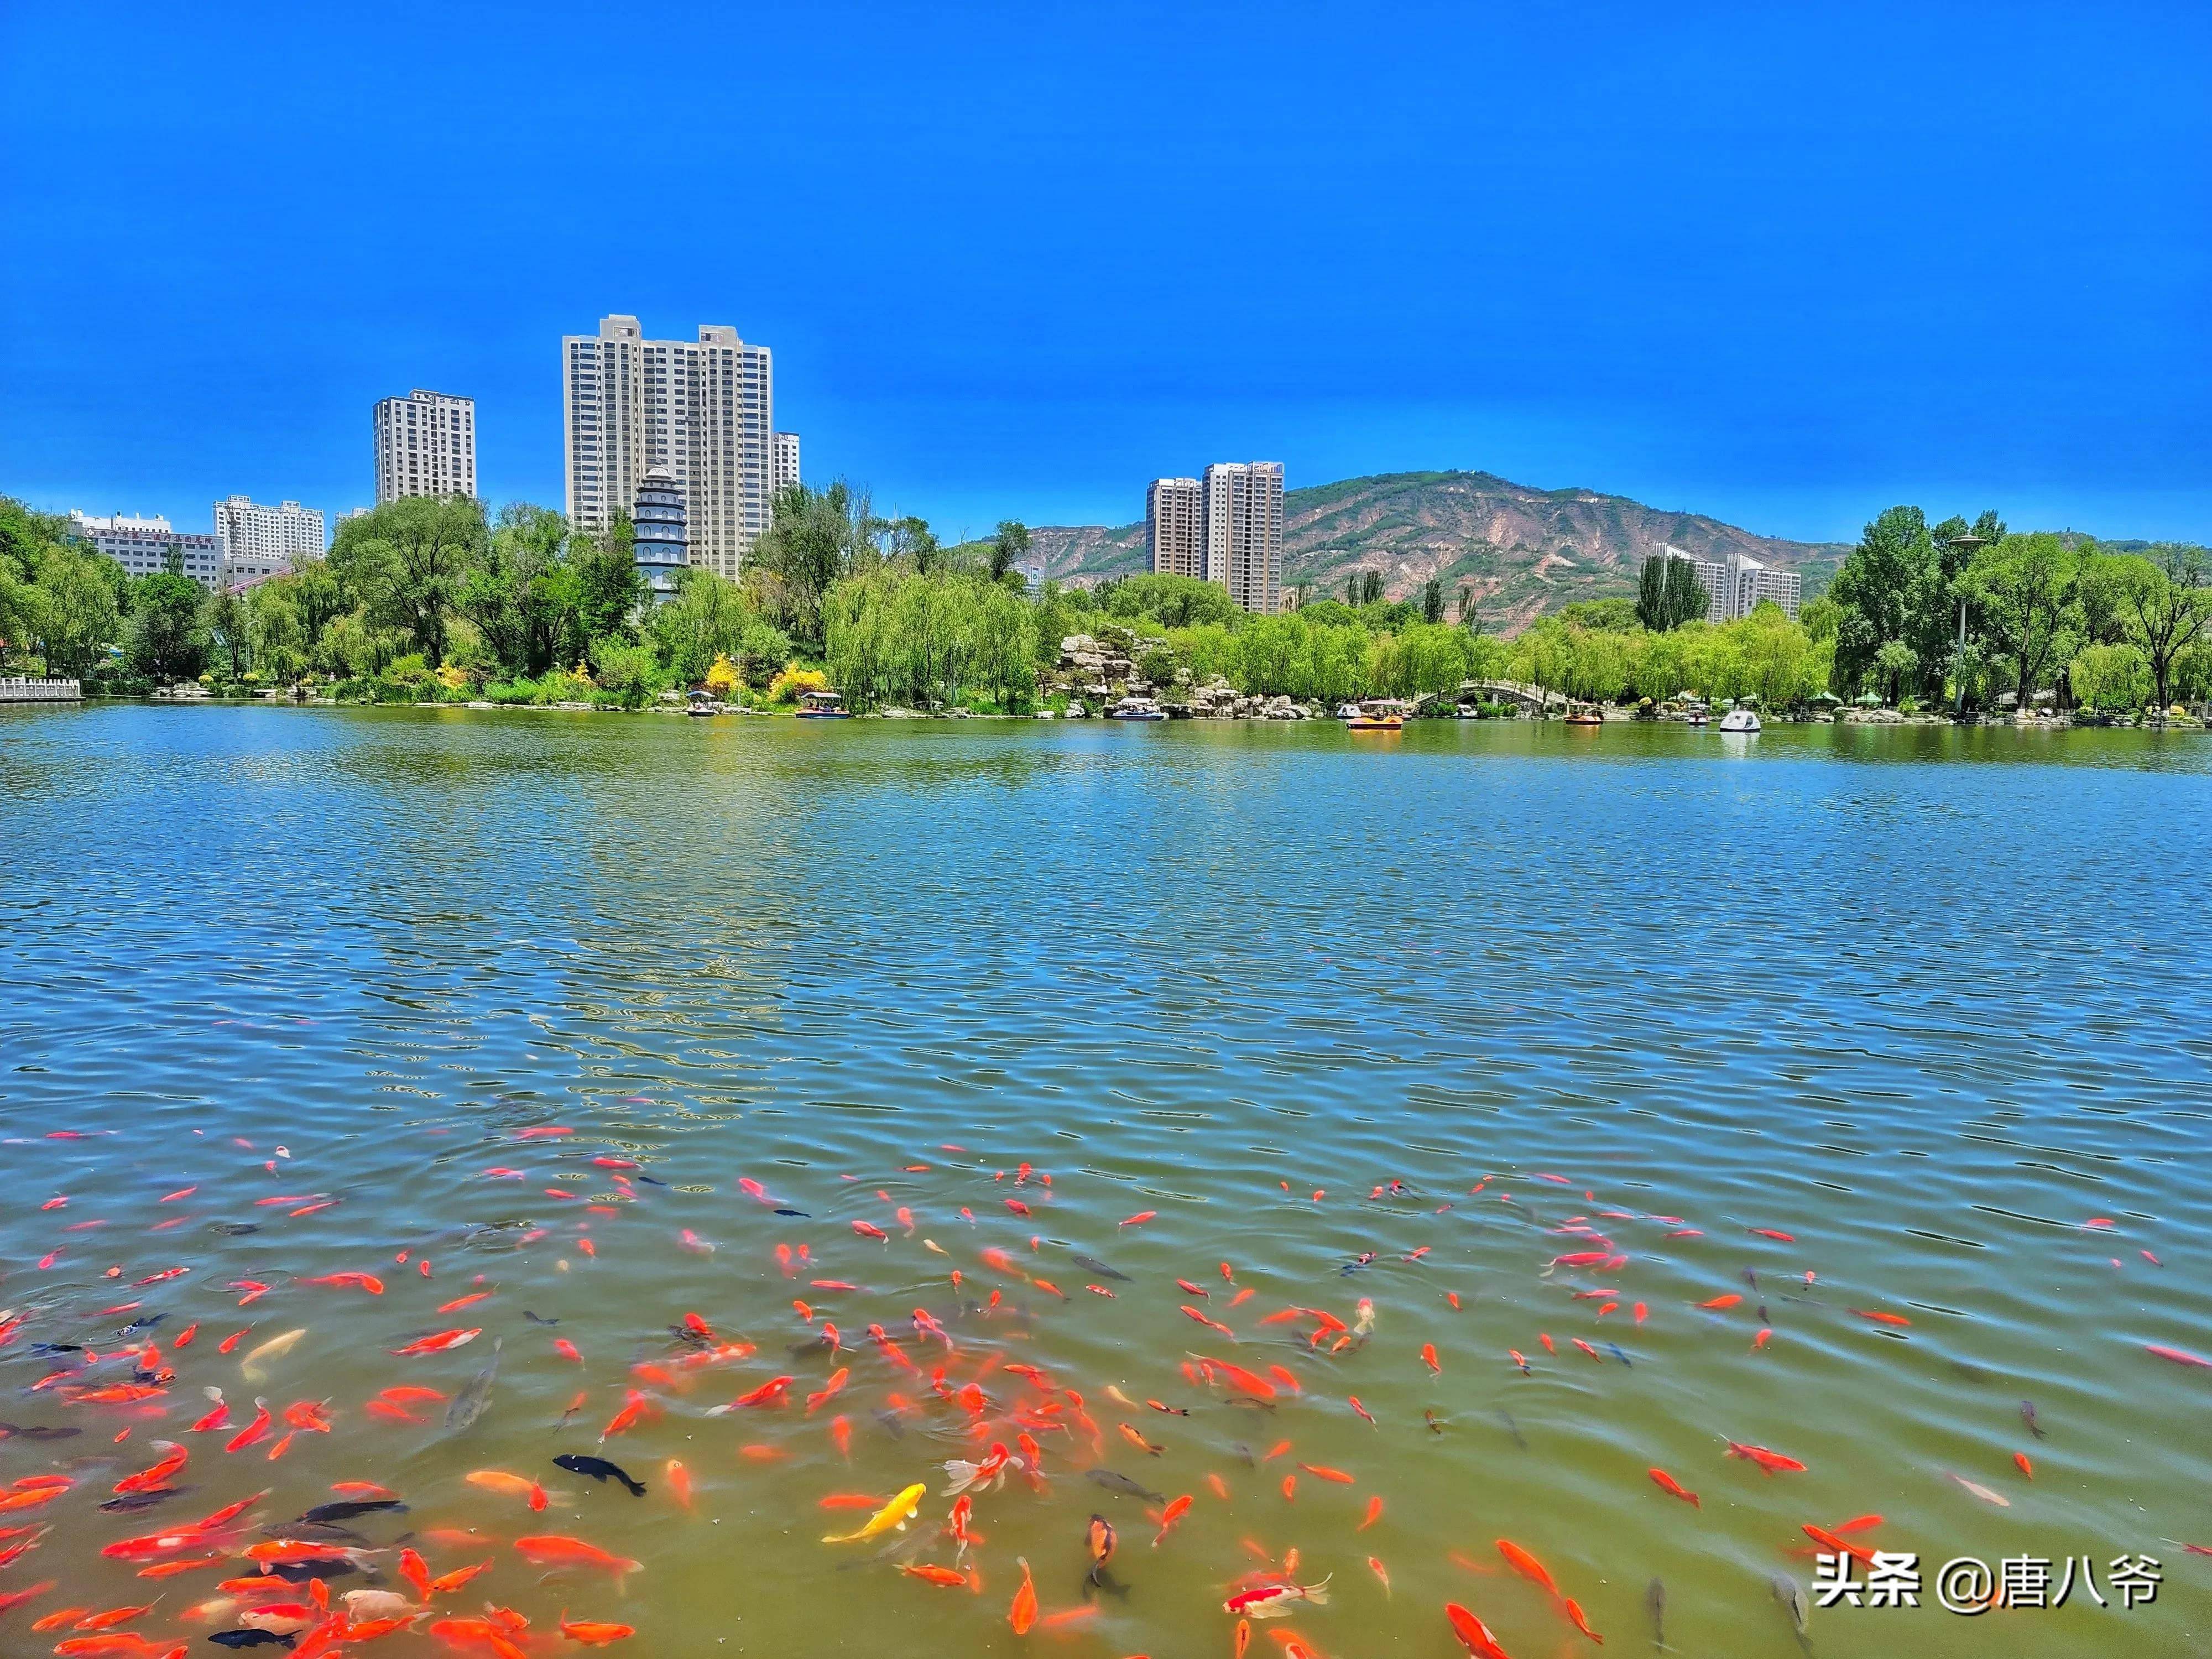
top-left (3, 704), bottom-right (2210, 1657)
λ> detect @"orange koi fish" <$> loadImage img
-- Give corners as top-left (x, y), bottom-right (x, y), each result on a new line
top-left (302, 1274), bottom-right (383, 1295)
top-left (512, 1536), bottom-right (642, 1578)
top-left (1008, 1557), bottom-right (1037, 1635)
top-left (1151, 1495), bottom-right (1190, 1546)
top-left (1725, 1441), bottom-right (1807, 1475)
top-left (1496, 1538), bottom-right (1557, 1595)
top-left (1850, 1309), bottom-right (1911, 1327)
top-left (1358, 1495), bottom-right (1383, 1530)
top-left (388, 1329), bottom-right (478, 1357)
top-left (467, 1471), bottom-right (549, 1511)
top-left (1647, 1468), bottom-right (1699, 1507)
top-left (1223, 1577), bottom-right (1330, 1617)
top-left (1421, 1344), bottom-right (1441, 1375)
top-left (1297, 1464), bottom-right (1354, 1484)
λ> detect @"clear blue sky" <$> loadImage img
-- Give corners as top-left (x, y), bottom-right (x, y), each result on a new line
top-left (3, 1), bottom-right (2206, 545)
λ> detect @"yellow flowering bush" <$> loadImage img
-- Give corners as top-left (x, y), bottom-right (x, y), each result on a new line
top-left (703, 654), bottom-right (740, 696)
top-left (767, 664), bottom-right (831, 703)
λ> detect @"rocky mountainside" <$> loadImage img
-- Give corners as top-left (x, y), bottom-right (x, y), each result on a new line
top-left (1027, 470), bottom-right (1849, 632)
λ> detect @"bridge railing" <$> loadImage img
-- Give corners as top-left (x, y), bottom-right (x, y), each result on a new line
top-left (0, 677), bottom-right (82, 703)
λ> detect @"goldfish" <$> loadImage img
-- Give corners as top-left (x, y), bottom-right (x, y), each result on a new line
top-left (1421, 1343), bottom-right (1441, 1374)
top-left (1008, 1557), bottom-right (1037, 1635)
top-left (1120, 1212), bottom-right (1155, 1227)
top-left (1358, 1494), bottom-right (1383, 1530)
top-left (1297, 1463), bottom-right (1354, 1484)
top-left (711, 1376), bottom-right (793, 1412)
top-left (1224, 1577), bottom-right (1329, 1616)
top-left (821, 1484), bottom-right (924, 1543)
top-left (398, 1548), bottom-right (431, 1601)
top-left (223, 1400), bottom-right (273, 1454)
top-left (904, 1561), bottom-right (971, 1589)
top-left (1698, 1294), bottom-right (1741, 1311)
top-left (113, 1441), bottom-right (187, 1494)
top-left (389, 1329), bottom-right (479, 1357)
top-left (512, 1536), bottom-right (643, 1578)
top-left (1647, 1468), bottom-right (1699, 1507)
top-left (805, 1368), bottom-right (849, 1414)
top-left (1850, 1308), bottom-right (1912, 1327)
top-left (0, 1580), bottom-right (55, 1615)
top-left (1369, 1554), bottom-right (1392, 1595)
top-left (2013, 1451), bottom-right (2033, 1479)
top-left (1725, 1441), bottom-right (1807, 1475)
top-left (557, 1611), bottom-right (636, 1645)
top-left (428, 1561), bottom-right (492, 1594)
top-left (467, 1470), bottom-right (551, 1511)
top-left (1497, 1538), bottom-right (1557, 1595)
top-left (1150, 1496), bottom-right (1188, 1547)
top-left (1445, 1601), bottom-right (1511, 1659)
top-left (665, 1459), bottom-right (693, 1509)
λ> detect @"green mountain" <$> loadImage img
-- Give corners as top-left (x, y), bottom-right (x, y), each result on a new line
top-left (1027, 469), bottom-right (1849, 631)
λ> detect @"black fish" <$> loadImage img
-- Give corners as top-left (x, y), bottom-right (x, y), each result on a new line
top-left (553, 1453), bottom-right (646, 1496)
top-left (1222, 1396), bottom-right (1276, 1411)
top-left (637, 1174), bottom-right (670, 1186)
top-left (1084, 1469), bottom-right (1165, 1504)
top-left (523, 1311), bottom-right (560, 1327)
top-left (1757, 1303), bottom-right (1770, 1324)
top-left (211, 1633), bottom-right (296, 1650)
top-left (1646, 1577), bottom-right (1666, 1651)
top-left (445, 1340), bottom-right (501, 1433)
top-left (787, 1334), bottom-right (836, 1357)
top-left (265, 1559), bottom-right (359, 1583)
top-left (101, 1488), bottom-right (191, 1512)
top-left (1231, 1442), bottom-right (1255, 1468)
top-left (774, 1207), bottom-right (810, 1217)
top-left (300, 1499), bottom-right (408, 1524)
top-left (1608, 1342), bottom-right (1634, 1367)
top-left (211, 1222), bottom-right (262, 1236)
top-left (118, 1313), bottom-right (168, 1335)
top-left (1083, 1567), bottom-right (1132, 1602)
top-left (2021, 1399), bottom-right (2043, 1439)
top-left (1743, 1268), bottom-right (1759, 1290)
top-left (25, 1343), bottom-right (83, 1358)
top-left (1068, 1254), bottom-right (1131, 1282)
top-left (1494, 1408), bottom-right (1527, 1449)
top-left (0, 1422), bottom-right (80, 1442)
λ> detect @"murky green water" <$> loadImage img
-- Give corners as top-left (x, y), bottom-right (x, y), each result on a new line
top-left (2, 705), bottom-right (2209, 1657)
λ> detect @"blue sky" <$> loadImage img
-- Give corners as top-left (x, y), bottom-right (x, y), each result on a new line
top-left (3, 1), bottom-right (2206, 545)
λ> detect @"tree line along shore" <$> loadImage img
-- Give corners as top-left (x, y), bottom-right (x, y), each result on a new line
top-left (2, 491), bottom-right (2206, 724)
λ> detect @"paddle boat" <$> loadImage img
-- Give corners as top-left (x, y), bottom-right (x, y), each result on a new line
top-left (796, 690), bottom-right (852, 719)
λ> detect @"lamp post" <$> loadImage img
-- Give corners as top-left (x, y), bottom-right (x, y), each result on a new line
top-left (1945, 533), bottom-right (1986, 718)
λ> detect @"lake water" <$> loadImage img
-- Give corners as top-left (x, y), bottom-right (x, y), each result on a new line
top-left (2, 704), bottom-right (2209, 1658)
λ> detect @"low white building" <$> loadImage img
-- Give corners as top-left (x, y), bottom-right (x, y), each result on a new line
top-left (69, 511), bottom-right (221, 586)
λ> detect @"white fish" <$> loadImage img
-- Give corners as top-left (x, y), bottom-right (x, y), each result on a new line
top-left (241, 1327), bottom-right (307, 1384)
top-left (1949, 1472), bottom-right (2011, 1507)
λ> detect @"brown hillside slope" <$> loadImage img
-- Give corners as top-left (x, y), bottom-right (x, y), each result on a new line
top-left (1027, 470), bottom-right (1846, 632)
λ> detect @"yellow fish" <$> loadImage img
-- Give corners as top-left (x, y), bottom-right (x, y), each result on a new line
top-left (241, 1327), bottom-right (307, 1384)
top-left (821, 1482), bottom-right (925, 1544)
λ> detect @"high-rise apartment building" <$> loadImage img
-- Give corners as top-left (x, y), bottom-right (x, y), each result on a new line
top-left (68, 512), bottom-right (221, 586)
top-left (1146, 477), bottom-right (1203, 578)
top-left (773, 431), bottom-right (801, 496)
top-left (373, 389), bottom-right (477, 504)
top-left (212, 497), bottom-right (325, 582)
top-left (1203, 462), bottom-right (1285, 614)
top-left (1662, 545), bottom-right (1801, 623)
top-left (561, 314), bottom-right (774, 581)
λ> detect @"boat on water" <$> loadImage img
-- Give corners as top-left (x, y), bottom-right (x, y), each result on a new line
top-left (795, 690), bottom-right (852, 719)
top-left (1718, 706), bottom-right (1761, 733)
top-left (1345, 699), bottom-right (1405, 732)
top-left (1564, 703), bottom-right (1604, 727)
top-left (685, 690), bottom-right (721, 717)
top-left (1106, 696), bottom-right (1166, 722)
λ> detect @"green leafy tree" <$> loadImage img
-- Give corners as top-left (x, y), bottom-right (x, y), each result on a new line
top-left (2070, 641), bottom-right (2146, 713)
top-left (1872, 639), bottom-right (1919, 706)
top-left (990, 520), bottom-right (1031, 582)
top-left (568, 516), bottom-right (646, 651)
top-left (327, 494), bottom-right (487, 663)
top-left (1421, 577), bottom-right (1446, 625)
top-left (750, 482), bottom-right (870, 652)
top-left (1636, 554), bottom-right (1710, 631)
top-left (1830, 506), bottom-right (1936, 696)
top-left (1963, 532), bottom-right (2078, 708)
top-left (1104, 573), bottom-right (1240, 630)
top-left (24, 545), bottom-right (123, 676)
top-left (1359, 570), bottom-right (1384, 607)
top-left (458, 504), bottom-right (571, 677)
top-left (201, 585), bottom-right (251, 680)
top-left (124, 570), bottom-right (208, 681)
top-left (2110, 544), bottom-right (2212, 710)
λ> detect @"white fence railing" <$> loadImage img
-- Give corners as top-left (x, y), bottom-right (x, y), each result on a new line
top-left (0, 677), bottom-right (82, 702)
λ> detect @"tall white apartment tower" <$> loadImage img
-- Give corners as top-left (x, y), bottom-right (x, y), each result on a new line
top-left (562, 315), bottom-right (774, 580)
top-left (773, 432), bottom-right (801, 496)
top-left (1146, 477), bottom-right (1203, 578)
top-left (372, 390), bottom-right (477, 504)
top-left (1203, 462), bottom-right (1285, 614)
